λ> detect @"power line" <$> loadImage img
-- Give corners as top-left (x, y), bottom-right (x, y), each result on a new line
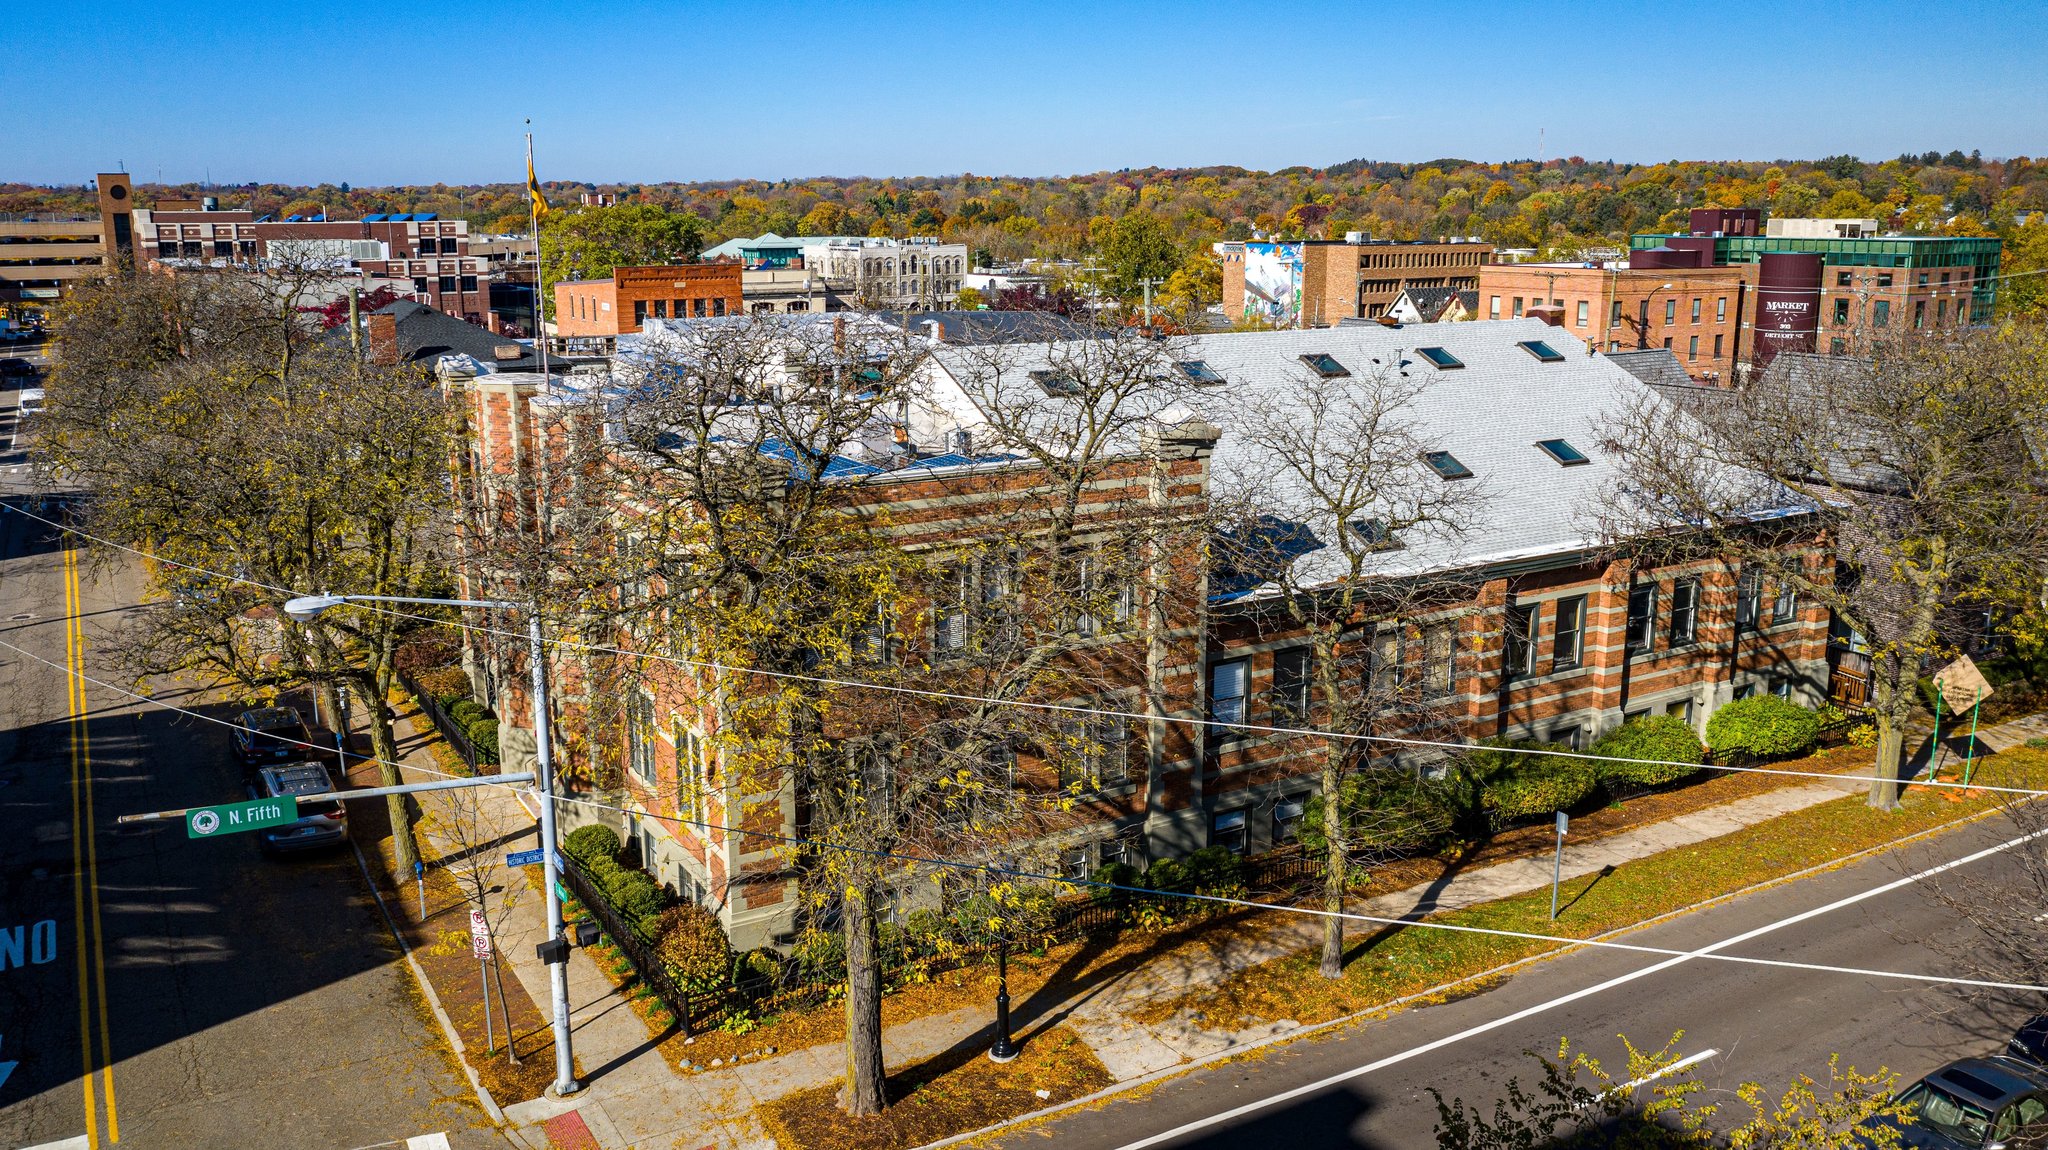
top-left (2, 629), bottom-right (2044, 997)
top-left (0, 500), bottom-right (2016, 800)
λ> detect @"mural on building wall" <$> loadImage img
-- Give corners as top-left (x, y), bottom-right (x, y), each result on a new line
top-left (1242, 242), bottom-right (1303, 324)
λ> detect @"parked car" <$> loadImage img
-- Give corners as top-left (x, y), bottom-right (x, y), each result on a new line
top-left (1860, 1056), bottom-right (2048, 1148)
top-left (232, 706), bottom-right (313, 772)
top-left (16, 387), bottom-right (45, 416)
top-left (2012, 1015), bottom-right (2048, 1068)
top-left (0, 358), bottom-right (37, 381)
top-left (249, 761), bottom-right (347, 854)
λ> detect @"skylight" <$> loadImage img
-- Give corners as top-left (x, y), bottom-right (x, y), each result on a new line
top-left (1536, 439), bottom-right (1590, 466)
top-left (1518, 340), bottom-right (1566, 363)
top-left (1422, 450), bottom-right (1474, 480)
top-left (1177, 360), bottom-right (1226, 385)
top-left (1416, 347), bottom-right (1464, 369)
top-left (1348, 518), bottom-right (1404, 550)
top-left (1299, 352), bottom-right (1350, 379)
top-left (1029, 368), bottom-right (1084, 397)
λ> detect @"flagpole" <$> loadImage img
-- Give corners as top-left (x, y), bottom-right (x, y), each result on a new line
top-left (528, 125), bottom-right (551, 377)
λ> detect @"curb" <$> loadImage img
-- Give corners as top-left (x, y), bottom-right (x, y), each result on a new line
top-left (908, 787), bottom-right (2027, 1150)
top-left (350, 832), bottom-right (509, 1126)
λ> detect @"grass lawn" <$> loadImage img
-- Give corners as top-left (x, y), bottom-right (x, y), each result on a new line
top-left (758, 1026), bottom-right (1112, 1150)
top-left (1131, 750), bottom-right (2048, 1031)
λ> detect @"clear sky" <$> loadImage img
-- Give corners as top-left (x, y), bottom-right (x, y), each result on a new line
top-left (9, 0), bottom-right (2047, 187)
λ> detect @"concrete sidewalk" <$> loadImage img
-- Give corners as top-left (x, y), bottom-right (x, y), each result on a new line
top-left (378, 699), bottom-right (2034, 1149)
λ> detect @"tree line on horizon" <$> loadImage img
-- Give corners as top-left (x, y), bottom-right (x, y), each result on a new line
top-left (9, 150), bottom-right (2047, 316)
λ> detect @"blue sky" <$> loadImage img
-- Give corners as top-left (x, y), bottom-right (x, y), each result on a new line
top-left (9, 0), bottom-right (2047, 186)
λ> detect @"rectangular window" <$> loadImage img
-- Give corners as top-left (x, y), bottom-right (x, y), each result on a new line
top-left (1914, 299), bottom-right (1926, 328)
top-left (1422, 450), bottom-right (1474, 480)
top-left (1575, 300), bottom-right (1589, 326)
top-left (1059, 714), bottom-right (1129, 792)
top-left (1273, 796), bottom-right (1307, 845)
top-left (713, 298), bottom-right (727, 316)
top-left (1873, 299), bottom-right (1890, 327)
top-left (1516, 340), bottom-right (1564, 363)
top-left (1664, 299), bottom-right (1677, 324)
top-left (1416, 347), bottom-right (1464, 369)
top-left (1736, 571), bottom-right (1761, 631)
top-left (1424, 622), bottom-right (1456, 697)
top-left (1918, 273), bottom-right (1929, 287)
top-left (1837, 271), bottom-right (1852, 287)
top-left (933, 567), bottom-right (970, 657)
top-left (1208, 659), bottom-right (1248, 729)
top-left (1877, 273), bottom-right (1893, 288)
top-left (1610, 300), bottom-right (1623, 327)
top-left (651, 299), bottom-right (668, 319)
top-left (1552, 596), bottom-right (1585, 671)
top-left (633, 299), bottom-right (648, 325)
top-left (692, 298), bottom-right (707, 317)
top-left (1663, 337), bottom-right (1672, 350)
top-left (1687, 335), bottom-right (1699, 361)
top-left (1626, 584), bottom-right (1656, 654)
top-left (1299, 352), bottom-right (1350, 378)
top-left (1489, 295), bottom-right (1502, 320)
top-left (439, 275), bottom-right (457, 293)
top-left (1691, 298), bottom-right (1701, 323)
top-left (1176, 360), bottom-right (1225, 385)
top-left (1670, 580), bottom-right (1698, 646)
top-left (1716, 297), bottom-right (1727, 322)
top-left (1830, 337), bottom-right (1847, 354)
top-left (1366, 629), bottom-right (1399, 698)
top-left (1210, 809), bottom-right (1248, 854)
top-left (1938, 299), bottom-right (1948, 323)
top-left (1771, 677), bottom-right (1793, 700)
top-left (1713, 333), bottom-right (1724, 357)
top-left (1511, 296), bottom-right (1524, 317)
top-left (1272, 647), bottom-right (1311, 723)
top-left (1833, 299), bottom-right (1850, 326)
top-left (1771, 582), bottom-right (1797, 625)
top-left (460, 275), bottom-right (478, 292)
top-left (1536, 439), bottom-right (1589, 465)
top-left (627, 692), bottom-right (657, 783)
top-left (1504, 602), bottom-right (1539, 678)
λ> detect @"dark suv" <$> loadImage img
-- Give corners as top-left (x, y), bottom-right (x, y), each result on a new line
top-left (249, 762), bottom-right (347, 854)
top-left (2012, 1016), bottom-right (2048, 1068)
top-left (232, 707), bottom-right (313, 773)
top-left (1863, 1055), bottom-right (2048, 1148)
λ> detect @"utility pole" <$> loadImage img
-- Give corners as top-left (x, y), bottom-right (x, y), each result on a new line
top-left (1138, 276), bottom-right (1165, 328)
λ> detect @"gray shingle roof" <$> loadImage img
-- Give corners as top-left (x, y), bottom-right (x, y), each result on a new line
top-left (931, 318), bottom-right (1695, 588)
top-left (369, 299), bottom-right (545, 370)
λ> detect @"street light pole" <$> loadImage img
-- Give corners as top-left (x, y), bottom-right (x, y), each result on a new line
top-left (283, 592), bottom-right (580, 1097)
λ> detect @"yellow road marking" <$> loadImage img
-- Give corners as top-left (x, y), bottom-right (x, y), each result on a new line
top-left (64, 547), bottom-right (97, 1149)
top-left (64, 546), bottom-right (117, 1144)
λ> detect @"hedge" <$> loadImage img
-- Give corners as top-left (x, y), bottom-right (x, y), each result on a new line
top-left (1589, 715), bottom-right (1706, 787)
top-left (564, 824), bottom-right (622, 867)
top-left (1705, 696), bottom-right (1820, 761)
top-left (1299, 768), bottom-right (1459, 856)
top-left (1466, 738), bottom-right (1598, 823)
top-left (466, 719), bottom-right (500, 764)
top-left (448, 700), bottom-right (489, 727)
top-left (653, 904), bottom-right (732, 992)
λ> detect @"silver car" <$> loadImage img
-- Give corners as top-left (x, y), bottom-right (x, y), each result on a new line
top-left (251, 762), bottom-right (348, 854)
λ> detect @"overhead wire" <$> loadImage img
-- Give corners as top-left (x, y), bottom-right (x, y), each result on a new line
top-left (3, 627), bottom-right (2045, 997)
top-left (0, 499), bottom-right (2025, 800)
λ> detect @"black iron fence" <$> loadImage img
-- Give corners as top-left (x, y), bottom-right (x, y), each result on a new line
top-left (393, 666), bottom-right (480, 772)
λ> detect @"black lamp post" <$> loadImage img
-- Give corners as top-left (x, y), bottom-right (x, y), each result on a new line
top-left (987, 937), bottom-right (1018, 1063)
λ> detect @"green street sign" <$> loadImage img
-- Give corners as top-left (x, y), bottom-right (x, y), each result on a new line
top-left (186, 797), bottom-right (298, 839)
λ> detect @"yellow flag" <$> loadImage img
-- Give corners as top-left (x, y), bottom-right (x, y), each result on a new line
top-left (528, 151), bottom-right (549, 220)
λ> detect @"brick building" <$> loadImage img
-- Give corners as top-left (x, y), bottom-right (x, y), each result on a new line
top-left (453, 316), bottom-right (1833, 945)
top-left (1217, 235), bottom-right (1494, 327)
top-left (1630, 213), bottom-right (2002, 357)
top-left (551, 264), bottom-right (743, 342)
top-left (1478, 261), bottom-right (1755, 383)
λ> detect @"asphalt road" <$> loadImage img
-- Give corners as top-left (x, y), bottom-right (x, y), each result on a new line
top-left (985, 813), bottom-right (2041, 1149)
top-left (0, 459), bottom-right (505, 1148)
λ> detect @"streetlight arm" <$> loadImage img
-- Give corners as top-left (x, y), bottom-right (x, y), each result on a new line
top-left (334, 593), bottom-right (519, 610)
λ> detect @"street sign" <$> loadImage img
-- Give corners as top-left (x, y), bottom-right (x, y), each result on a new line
top-left (506, 848), bottom-right (545, 868)
top-left (1934, 654), bottom-right (1996, 705)
top-left (470, 909), bottom-right (492, 960)
top-left (1555, 811), bottom-right (1569, 835)
top-left (186, 797), bottom-right (297, 839)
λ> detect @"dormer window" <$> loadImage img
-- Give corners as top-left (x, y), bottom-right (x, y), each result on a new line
top-left (1029, 368), bottom-right (1083, 397)
top-left (1299, 352), bottom-right (1350, 379)
top-left (1518, 340), bottom-right (1565, 363)
top-left (1416, 347), bottom-right (1464, 369)
top-left (1535, 438), bottom-right (1590, 466)
top-left (1422, 450), bottom-right (1474, 480)
top-left (1177, 360), bottom-right (1225, 385)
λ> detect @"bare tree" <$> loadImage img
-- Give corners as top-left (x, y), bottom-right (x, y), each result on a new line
top-left (38, 256), bottom-right (457, 868)
top-left (1594, 330), bottom-right (2048, 808)
top-left (486, 314), bottom-right (1212, 1114)
top-left (426, 782), bottom-right (532, 1066)
top-left (1210, 360), bottom-right (1488, 978)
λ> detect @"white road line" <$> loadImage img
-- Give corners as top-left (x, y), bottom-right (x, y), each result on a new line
top-left (406, 1135), bottom-right (453, 1150)
top-left (1613, 1048), bottom-right (1719, 1094)
top-left (18, 1137), bottom-right (92, 1150)
top-left (1111, 825), bottom-right (2048, 1150)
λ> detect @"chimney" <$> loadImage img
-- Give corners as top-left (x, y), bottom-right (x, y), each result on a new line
top-left (367, 311), bottom-right (399, 364)
top-left (923, 318), bottom-right (945, 345)
top-left (1526, 303), bottom-right (1566, 327)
